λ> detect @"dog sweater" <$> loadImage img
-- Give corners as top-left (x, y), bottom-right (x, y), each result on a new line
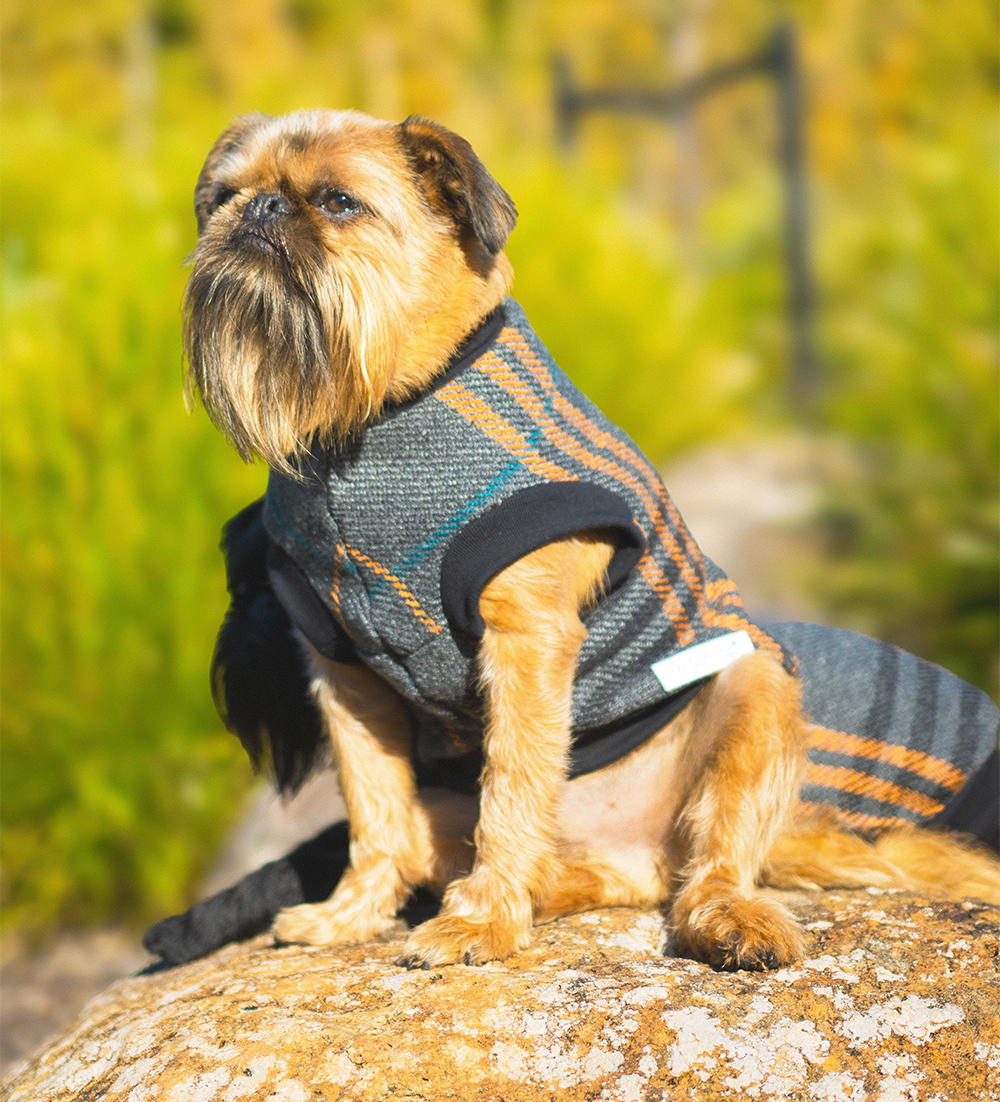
top-left (765, 621), bottom-right (997, 838)
top-left (263, 299), bottom-right (795, 780)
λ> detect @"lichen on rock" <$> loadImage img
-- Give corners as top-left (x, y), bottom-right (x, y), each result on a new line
top-left (4, 890), bottom-right (998, 1102)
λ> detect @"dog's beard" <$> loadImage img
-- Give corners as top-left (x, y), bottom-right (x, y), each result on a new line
top-left (183, 241), bottom-right (398, 474)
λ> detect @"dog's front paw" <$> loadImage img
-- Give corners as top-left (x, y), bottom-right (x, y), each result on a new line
top-left (272, 860), bottom-right (411, 947)
top-left (396, 874), bottom-right (533, 967)
top-left (397, 912), bottom-right (530, 968)
top-left (671, 892), bottom-right (804, 972)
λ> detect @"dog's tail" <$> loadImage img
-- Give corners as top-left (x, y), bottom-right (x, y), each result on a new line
top-left (143, 822), bottom-right (350, 965)
top-left (142, 821), bottom-right (443, 966)
top-left (763, 810), bottom-right (1000, 904)
top-left (212, 499), bottom-right (327, 796)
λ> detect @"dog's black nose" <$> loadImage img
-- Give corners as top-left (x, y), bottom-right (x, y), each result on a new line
top-left (242, 192), bottom-right (293, 224)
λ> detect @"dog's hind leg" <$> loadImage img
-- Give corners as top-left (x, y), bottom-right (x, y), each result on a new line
top-left (272, 656), bottom-right (437, 946)
top-left (668, 651), bottom-right (811, 970)
top-left (762, 808), bottom-right (1000, 904)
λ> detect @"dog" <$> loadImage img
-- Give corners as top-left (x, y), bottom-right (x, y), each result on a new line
top-left (161, 108), bottom-right (999, 972)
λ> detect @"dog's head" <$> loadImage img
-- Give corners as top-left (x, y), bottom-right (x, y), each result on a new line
top-left (183, 110), bottom-right (517, 471)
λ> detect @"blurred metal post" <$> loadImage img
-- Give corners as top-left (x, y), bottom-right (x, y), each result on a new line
top-left (554, 20), bottom-right (817, 406)
top-left (768, 23), bottom-right (816, 404)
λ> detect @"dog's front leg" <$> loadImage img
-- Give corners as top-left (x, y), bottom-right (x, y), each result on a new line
top-left (399, 535), bottom-right (614, 968)
top-left (272, 655), bottom-right (436, 947)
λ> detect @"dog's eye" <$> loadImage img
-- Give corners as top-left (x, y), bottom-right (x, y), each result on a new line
top-left (208, 188), bottom-right (236, 216)
top-left (315, 190), bottom-right (362, 217)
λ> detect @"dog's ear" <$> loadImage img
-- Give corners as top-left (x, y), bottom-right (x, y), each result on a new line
top-left (194, 113), bottom-right (271, 235)
top-left (398, 116), bottom-right (517, 257)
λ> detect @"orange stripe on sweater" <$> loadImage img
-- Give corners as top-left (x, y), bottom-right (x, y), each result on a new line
top-left (699, 608), bottom-right (787, 664)
top-left (330, 545), bottom-right (347, 626)
top-left (809, 727), bottom-right (966, 794)
top-left (702, 578), bottom-right (766, 627)
top-left (440, 719), bottom-right (472, 754)
top-left (694, 557), bottom-right (792, 668)
top-left (793, 800), bottom-right (919, 831)
top-left (803, 761), bottom-right (945, 819)
top-left (435, 379), bottom-right (577, 483)
top-left (496, 330), bottom-right (705, 590)
top-left (477, 351), bottom-right (694, 637)
top-left (705, 578), bottom-right (740, 601)
top-left (636, 552), bottom-right (696, 645)
top-left (341, 545), bottom-right (443, 635)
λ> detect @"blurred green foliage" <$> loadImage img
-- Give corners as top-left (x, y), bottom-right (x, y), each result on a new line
top-left (1, 0), bottom-right (996, 935)
top-left (1, 110), bottom-right (262, 932)
top-left (808, 102), bottom-right (999, 694)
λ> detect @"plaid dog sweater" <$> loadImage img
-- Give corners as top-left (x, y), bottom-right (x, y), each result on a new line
top-left (766, 622), bottom-right (997, 837)
top-left (263, 299), bottom-right (794, 779)
top-left (259, 300), bottom-right (998, 830)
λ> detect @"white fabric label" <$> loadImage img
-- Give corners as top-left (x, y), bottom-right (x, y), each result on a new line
top-left (650, 630), bottom-right (756, 693)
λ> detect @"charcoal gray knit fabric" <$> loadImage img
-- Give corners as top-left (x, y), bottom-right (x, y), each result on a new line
top-left (263, 299), bottom-right (792, 774)
top-left (767, 622), bottom-right (999, 830)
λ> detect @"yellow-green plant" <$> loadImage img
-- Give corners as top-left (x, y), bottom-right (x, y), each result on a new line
top-left (1, 114), bottom-right (263, 932)
top-left (807, 108), bottom-right (999, 696)
top-left (2, 0), bottom-right (995, 935)
top-left (0, 10), bottom-right (768, 935)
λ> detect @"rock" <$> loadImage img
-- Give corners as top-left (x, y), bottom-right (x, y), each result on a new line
top-left (4, 890), bottom-right (998, 1102)
top-left (0, 929), bottom-right (151, 1080)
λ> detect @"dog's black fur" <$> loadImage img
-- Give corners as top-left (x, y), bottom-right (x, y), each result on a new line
top-left (211, 500), bottom-right (325, 796)
top-left (143, 507), bottom-right (445, 966)
top-left (144, 821), bottom-right (349, 964)
top-left (141, 505), bottom-right (331, 965)
top-left (143, 817), bottom-right (443, 965)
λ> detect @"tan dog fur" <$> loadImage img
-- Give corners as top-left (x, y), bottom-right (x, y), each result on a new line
top-left (184, 109), bottom-right (999, 971)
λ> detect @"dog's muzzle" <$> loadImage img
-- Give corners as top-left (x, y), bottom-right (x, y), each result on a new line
top-left (230, 193), bottom-right (293, 258)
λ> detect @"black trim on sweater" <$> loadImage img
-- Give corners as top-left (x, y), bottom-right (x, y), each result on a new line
top-left (411, 679), bottom-right (708, 793)
top-left (439, 481), bottom-right (646, 647)
top-left (568, 680), bottom-right (707, 775)
top-left (379, 302), bottom-right (508, 421)
top-left (266, 540), bottom-right (359, 664)
top-left (929, 747), bottom-right (999, 852)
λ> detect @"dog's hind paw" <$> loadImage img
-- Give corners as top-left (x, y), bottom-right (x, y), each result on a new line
top-left (670, 893), bottom-right (804, 972)
top-left (272, 901), bottom-right (398, 947)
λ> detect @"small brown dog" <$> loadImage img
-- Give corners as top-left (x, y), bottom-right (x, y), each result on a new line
top-left (183, 109), bottom-right (998, 971)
